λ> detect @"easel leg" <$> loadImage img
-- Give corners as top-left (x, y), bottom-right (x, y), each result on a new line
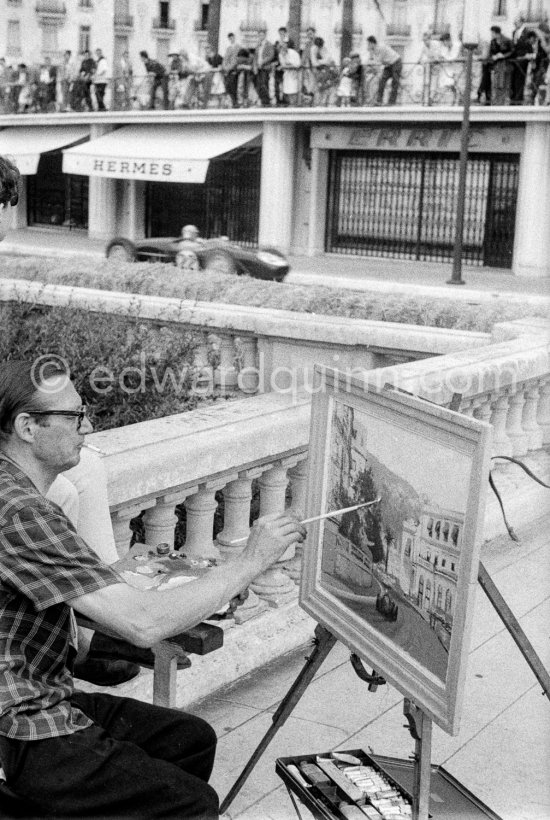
top-left (404, 699), bottom-right (432, 820)
top-left (220, 624), bottom-right (337, 814)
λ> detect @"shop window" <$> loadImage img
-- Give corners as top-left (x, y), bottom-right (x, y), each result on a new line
top-left (451, 524), bottom-right (459, 546)
top-left (405, 538), bottom-right (412, 557)
top-left (445, 589), bottom-right (452, 612)
top-left (426, 518), bottom-right (433, 537)
top-left (436, 586), bottom-right (443, 609)
top-left (425, 580), bottom-right (431, 607)
top-left (27, 153), bottom-right (88, 231)
top-left (79, 25), bottom-right (91, 53)
top-left (441, 558), bottom-right (446, 568)
top-left (434, 520), bottom-right (441, 539)
top-left (442, 521), bottom-right (449, 542)
top-left (418, 577), bottom-right (424, 607)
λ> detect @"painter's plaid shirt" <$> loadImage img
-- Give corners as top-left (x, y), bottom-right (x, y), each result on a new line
top-left (0, 458), bottom-right (120, 740)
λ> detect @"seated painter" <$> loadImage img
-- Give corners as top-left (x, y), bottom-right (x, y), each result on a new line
top-left (0, 157), bottom-right (306, 818)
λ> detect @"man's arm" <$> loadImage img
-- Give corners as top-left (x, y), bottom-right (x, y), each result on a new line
top-left (69, 513), bottom-right (305, 647)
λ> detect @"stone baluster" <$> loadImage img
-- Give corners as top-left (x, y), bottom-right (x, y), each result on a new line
top-left (216, 474), bottom-right (252, 555)
top-left (216, 469), bottom-right (268, 623)
top-left (143, 492), bottom-right (182, 550)
top-left (183, 483), bottom-right (221, 559)
top-left (537, 377), bottom-right (550, 445)
top-left (216, 336), bottom-right (239, 393)
top-left (506, 388), bottom-right (528, 456)
top-left (250, 464), bottom-right (297, 606)
top-left (283, 457), bottom-right (309, 582)
top-left (490, 393), bottom-right (513, 458)
top-left (234, 336), bottom-right (259, 394)
top-left (192, 334), bottom-right (213, 396)
top-left (521, 384), bottom-right (543, 452)
top-left (112, 504), bottom-right (144, 558)
top-left (473, 396), bottom-right (492, 426)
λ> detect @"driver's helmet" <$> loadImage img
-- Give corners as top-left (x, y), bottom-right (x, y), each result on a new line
top-left (181, 224), bottom-right (200, 241)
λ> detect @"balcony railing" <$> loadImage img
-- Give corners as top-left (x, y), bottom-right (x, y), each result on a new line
top-left (35, 0), bottom-right (66, 13)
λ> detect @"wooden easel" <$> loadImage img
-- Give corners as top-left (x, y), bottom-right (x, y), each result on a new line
top-left (220, 623), bottom-right (434, 820)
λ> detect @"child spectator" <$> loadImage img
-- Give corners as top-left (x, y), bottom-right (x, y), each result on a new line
top-left (337, 57), bottom-right (353, 106)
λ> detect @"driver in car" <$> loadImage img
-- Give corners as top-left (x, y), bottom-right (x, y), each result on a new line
top-left (176, 224), bottom-right (204, 270)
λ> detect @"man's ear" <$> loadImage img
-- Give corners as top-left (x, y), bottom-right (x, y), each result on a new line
top-left (12, 412), bottom-right (38, 443)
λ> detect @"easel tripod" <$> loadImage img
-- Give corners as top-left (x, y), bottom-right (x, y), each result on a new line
top-left (221, 563), bottom-right (550, 820)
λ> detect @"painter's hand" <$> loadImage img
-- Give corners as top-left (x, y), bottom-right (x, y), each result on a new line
top-left (242, 513), bottom-right (306, 574)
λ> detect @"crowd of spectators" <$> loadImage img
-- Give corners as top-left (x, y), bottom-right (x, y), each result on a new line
top-left (0, 19), bottom-right (548, 114)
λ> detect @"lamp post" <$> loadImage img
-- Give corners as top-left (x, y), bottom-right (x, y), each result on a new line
top-left (447, 0), bottom-right (479, 285)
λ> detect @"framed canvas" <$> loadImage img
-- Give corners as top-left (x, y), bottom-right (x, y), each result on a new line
top-left (300, 367), bottom-right (492, 735)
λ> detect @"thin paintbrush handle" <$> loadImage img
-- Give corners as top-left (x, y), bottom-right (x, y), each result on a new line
top-left (228, 498), bottom-right (380, 545)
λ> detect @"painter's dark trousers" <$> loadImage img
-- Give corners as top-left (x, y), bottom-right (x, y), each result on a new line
top-left (0, 692), bottom-right (218, 818)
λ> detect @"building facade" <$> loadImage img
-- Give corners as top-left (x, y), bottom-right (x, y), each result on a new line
top-left (1, 1), bottom-right (549, 277)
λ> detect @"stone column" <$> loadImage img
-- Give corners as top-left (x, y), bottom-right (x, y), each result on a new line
top-left (522, 384), bottom-right (543, 451)
top-left (259, 122), bottom-right (297, 255)
top-left (250, 464), bottom-right (297, 606)
top-left (112, 504), bottom-right (146, 557)
top-left (234, 336), bottom-right (260, 394)
top-left (143, 493), bottom-right (181, 550)
top-left (307, 147), bottom-right (329, 256)
top-left (512, 122), bottom-right (550, 279)
top-left (183, 484), bottom-right (221, 559)
top-left (216, 476), bottom-right (252, 554)
top-left (216, 472), bottom-right (268, 623)
top-left (537, 378), bottom-right (550, 445)
top-left (88, 125), bottom-right (117, 240)
top-left (506, 389), bottom-right (528, 456)
top-left (126, 179), bottom-right (146, 240)
top-left (490, 394), bottom-right (513, 458)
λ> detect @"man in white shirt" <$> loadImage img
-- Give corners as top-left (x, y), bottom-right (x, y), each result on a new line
top-left (94, 48), bottom-right (109, 111)
top-left (366, 35), bottom-right (402, 105)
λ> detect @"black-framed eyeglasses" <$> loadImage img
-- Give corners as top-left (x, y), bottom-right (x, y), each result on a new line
top-left (29, 405), bottom-right (88, 431)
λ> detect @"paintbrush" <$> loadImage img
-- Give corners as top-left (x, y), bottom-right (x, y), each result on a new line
top-left (228, 498), bottom-right (381, 545)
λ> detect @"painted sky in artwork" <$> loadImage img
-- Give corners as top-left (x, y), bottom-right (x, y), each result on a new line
top-left (334, 401), bottom-right (472, 511)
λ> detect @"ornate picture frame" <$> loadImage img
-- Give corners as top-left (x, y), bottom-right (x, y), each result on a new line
top-left (300, 367), bottom-right (492, 734)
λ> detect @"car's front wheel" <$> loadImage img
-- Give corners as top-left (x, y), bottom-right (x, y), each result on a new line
top-left (203, 250), bottom-right (237, 276)
top-left (106, 238), bottom-right (137, 262)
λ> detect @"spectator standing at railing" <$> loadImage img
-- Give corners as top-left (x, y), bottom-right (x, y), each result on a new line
top-left (222, 32), bottom-right (240, 107)
top-left (93, 48), bottom-right (108, 112)
top-left (300, 26), bottom-right (317, 103)
top-left (527, 28), bottom-right (550, 104)
top-left (277, 40), bottom-right (301, 105)
top-left (57, 50), bottom-right (77, 112)
top-left (253, 28), bottom-right (275, 107)
top-left (79, 50), bottom-right (96, 111)
top-left (477, 26), bottom-right (511, 105)
top-left (311, 36), bottom-right (337, 106)
top-left (418, 30), bottom-right (441, 105)
top-left (366, 35), bottom-right (402, 105)
top-left (510, 15), bottom-right (531, 104)
top-left (236, 47), bottom-right (254, 107)
top-left (0, 58), bottom-right (8, 113)
top-left (38, 57), bottom-right (57, 112)
top-left (118, 50), bottom-right (133, 110)
top-left (336, 57), bottom-right (353, 107)
top-left (14, 64), bottom-right (32, 113)
top-left (437, 32), bottom-right (462, 104)
top-left (274, 27), bottom-right (291, 104)
top-left (139, 50), bottom-right (169, 110)
top-left (204, 44), bottom-right (225, 108)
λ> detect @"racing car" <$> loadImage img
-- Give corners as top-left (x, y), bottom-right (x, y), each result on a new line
top-left (105, 233), bottom-right (289, 282)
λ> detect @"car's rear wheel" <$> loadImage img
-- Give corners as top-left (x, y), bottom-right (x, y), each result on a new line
top-left (203, 250), bottom-right (237, 276)
top-left (106, 238), bottom-right (137, 262)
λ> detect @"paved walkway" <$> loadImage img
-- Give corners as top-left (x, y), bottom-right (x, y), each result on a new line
top-left (193, 511), bottom-right (550, 820)
top-left (1, 228), bottom-right (550, 305)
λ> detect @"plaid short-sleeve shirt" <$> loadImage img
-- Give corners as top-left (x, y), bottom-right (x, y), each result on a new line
top-left (0, 458), bottom-right (121, 740)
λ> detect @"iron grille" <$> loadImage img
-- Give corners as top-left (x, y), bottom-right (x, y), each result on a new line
top-left (326, 150), bottom-right (519, 268)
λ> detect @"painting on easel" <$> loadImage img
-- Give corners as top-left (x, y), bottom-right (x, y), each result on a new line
top-left (300, 367), bottom-right (492, 735)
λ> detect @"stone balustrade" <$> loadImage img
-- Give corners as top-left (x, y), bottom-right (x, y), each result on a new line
top-left (0, 278), bottom-right (490, 396)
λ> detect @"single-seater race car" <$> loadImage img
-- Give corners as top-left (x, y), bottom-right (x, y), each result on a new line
top-left (105, 233), bottom-right (289, 282)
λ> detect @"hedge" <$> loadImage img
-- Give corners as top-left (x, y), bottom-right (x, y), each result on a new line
top-left (0, 255), bottom-right (545, 333)
top-left (0, 302), bottom-right (208, 431)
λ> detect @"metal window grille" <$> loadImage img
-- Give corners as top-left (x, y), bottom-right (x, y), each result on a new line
top-left (326, 150), bottom-right (519, 268)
